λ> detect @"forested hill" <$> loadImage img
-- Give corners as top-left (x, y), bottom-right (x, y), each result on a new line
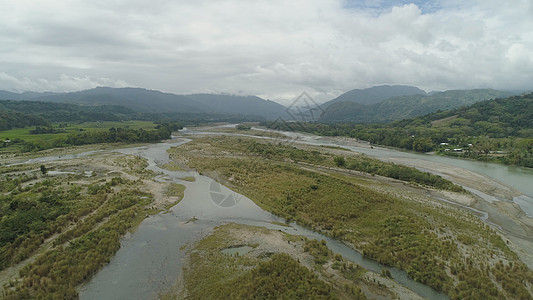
top-left (319, 89), bottom-right (515, 123)
top-left (0, 90), bottom-right (60, 101)
top-left (0, 100), bottom-right (140, 131)
top-left (0, 110), bottom-right (49, 131)
top-left (321, 85), bottom-right (426, 107)
top-left (0, 99), bottom-right (278, 132)
top-left (0, 87), bottom-right (289, 121)
top-left (397, 92), bottom-right (533, 138)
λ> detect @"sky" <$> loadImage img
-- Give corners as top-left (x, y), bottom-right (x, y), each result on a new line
top-left (0, 0), bottom-right (532, 104)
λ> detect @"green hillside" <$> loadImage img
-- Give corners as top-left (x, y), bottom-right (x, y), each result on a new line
top-left (0, 110), bottom-right (49, 131)
top-left (0, 100), bottom-right (139, 128)
top-left (320, 89), bottom-right (515, 123)
top-left (321, 85), bottom-right (426, 107)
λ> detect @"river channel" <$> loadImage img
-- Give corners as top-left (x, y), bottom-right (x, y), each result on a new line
top-left (70, 127), bottom-right (532, 299)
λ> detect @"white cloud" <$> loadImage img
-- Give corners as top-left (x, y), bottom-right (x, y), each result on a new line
top-left (0, 0), bottom-right (532, 104)
top-left (0, 73), bottom-right (129, 93)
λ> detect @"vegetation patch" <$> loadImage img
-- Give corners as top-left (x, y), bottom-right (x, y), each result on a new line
top-left (164, 183), bottom-right (186, 210)
top-left (169, 135), bottom-right (464, 192)
top-left (0, 120), bottom-right (182, 153)
top-left (270, 221), bottom-right (291, 227)
top-left (179, 176), bottom-right (196, 182)
top-left (174, 223), bottom-right (368, 300)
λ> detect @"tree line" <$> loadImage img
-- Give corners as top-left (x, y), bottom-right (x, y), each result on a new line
top-left (18, 123), bottom-right (179, 152)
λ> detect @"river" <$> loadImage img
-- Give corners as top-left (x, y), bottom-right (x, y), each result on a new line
top-left (75, 127), bottom-right (533, 299)
top-left (74, 133), bottom-right (449, 299)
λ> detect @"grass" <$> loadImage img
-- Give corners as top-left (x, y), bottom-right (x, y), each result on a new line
top-left (172, 135), bottom-right (464, 192)
top-left (173, 223), bottom-right (366, 300)
top-left (164, 183), bottom-right (186, 210)
top-left (270, 221), bottom-right (291, 227)
top-left (196, 126), bottom-right (287, 139)
top-left (179, 176), bottom-right (196, 182)
top-left (166, 183), bottom-right (186, 198)
top-left (168, 135), bottom-right (533, 299)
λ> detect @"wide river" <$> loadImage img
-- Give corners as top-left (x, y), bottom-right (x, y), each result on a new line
top-left (75, 128), bottom-right (532, 299)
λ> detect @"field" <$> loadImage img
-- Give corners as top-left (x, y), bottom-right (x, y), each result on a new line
top-left (0, 121), bottom-right (156, 142)
top-left (0, 121), bottom-right (155, 152)
top-left (0, 120), bottom-right (171, 154)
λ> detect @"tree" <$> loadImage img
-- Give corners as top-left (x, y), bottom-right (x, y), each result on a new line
top-left (334, 156), bottom-right (346, 167)
top-left (40, 165), bottom-right (47, 175)
top-left (412, 138), bottom-right (434, 152)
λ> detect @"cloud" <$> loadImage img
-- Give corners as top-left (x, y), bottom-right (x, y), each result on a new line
top-left (0, 0), bottom-right (532, 104)
top-left (0, 73), bottom-right (129, 93)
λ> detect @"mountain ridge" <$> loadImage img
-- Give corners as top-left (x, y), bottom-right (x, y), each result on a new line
top-left (0, 87), bottom-right (289, 121)
top-left (321, 85), bottom-right (427, 107)
top-left (0, 86), bottom-right (522, 123)
top-left (320, 88), bottom-right (516, 123)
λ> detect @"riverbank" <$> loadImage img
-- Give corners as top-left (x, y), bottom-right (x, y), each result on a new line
top-left (334, 142), bottom-right (533, 270)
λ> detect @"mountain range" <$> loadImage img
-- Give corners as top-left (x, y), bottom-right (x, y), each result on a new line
top-left (0, 85), bottom-right (522, 124)
top-left (319, 86), bottom-right (516, 123)
top-left (320, 85), bottom-right (427, 107)
top-left (0, 87), bottom-right (289, 121)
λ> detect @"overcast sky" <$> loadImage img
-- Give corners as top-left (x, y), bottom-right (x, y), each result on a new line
top-left (1, 0), bottom-right (532, 104)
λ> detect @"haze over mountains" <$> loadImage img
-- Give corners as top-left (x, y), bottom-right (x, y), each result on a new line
top-left (0, 85), bottom-right (521, 123)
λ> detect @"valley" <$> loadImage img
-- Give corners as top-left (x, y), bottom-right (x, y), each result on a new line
top-left (0, 124), bottom-right (532, 299)
top-left (3, 1), bottom-right (533, 298)
top-left (0, 90), bottom-right (532, 299)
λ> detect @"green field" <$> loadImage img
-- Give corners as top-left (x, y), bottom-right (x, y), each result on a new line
top-left (0, 121), bottom-right (156, 142)
top-left (0, 120), bottom-right (164, 153)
